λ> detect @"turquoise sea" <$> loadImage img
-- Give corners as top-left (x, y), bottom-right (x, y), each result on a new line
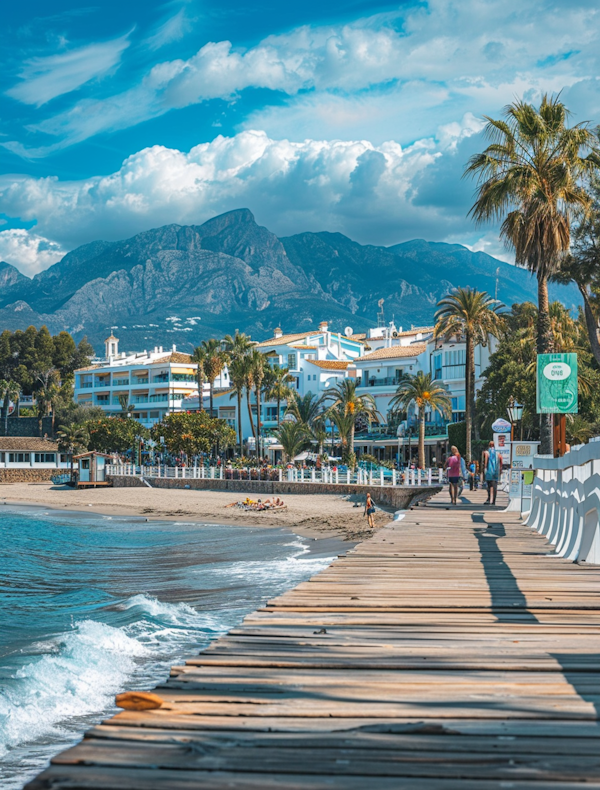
top-left (0, 505), bottom-right (335, 788)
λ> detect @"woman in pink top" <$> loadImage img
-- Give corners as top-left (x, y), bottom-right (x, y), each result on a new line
top-left (446, 445), bottom-right (461, 505)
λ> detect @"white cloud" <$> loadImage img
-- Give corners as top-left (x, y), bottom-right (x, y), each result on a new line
top-left (0, 130), bottom-right (461, 261)
top-left (145, 7), bottom-right (194, 51)
top-left (8, 0), bottom-right (600, 155)
top-left (6, 33), bottom-right (131, 107)
top-left (0, 229), bottom-right (66, 276)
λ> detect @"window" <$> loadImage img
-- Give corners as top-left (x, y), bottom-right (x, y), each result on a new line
top-left (8, 453), bottom-right (30, 463)
top-left (149, 411), bottom-right (160, 419)
top-left (451, 395), bottom-right (466, 412)
top-left (444, 349), bottom-right (466, 366)
top-left (60, 454), bottom-right (68, 463)
top-left (34, 453), bottom-right (56, 463)
top-left (287, 353), bottom-right (297, 369)
top-left (433, 354), bottom-right (442, 380)
top-left (266, 406), bottom-right (278, 420)
top-left (0, 452), bottom-right (4, 462)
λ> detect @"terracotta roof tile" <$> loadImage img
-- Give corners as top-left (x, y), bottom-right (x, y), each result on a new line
top-left (306, 359), bottom-right (350, 370)
top-left (360, 343), bottom-right (427, 361)
top-left (148, 352), bottom-right (194, 365)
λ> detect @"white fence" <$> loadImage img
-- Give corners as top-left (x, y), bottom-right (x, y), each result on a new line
top-left (106, 464), bottom-right (444, 487)
top-left (526, 439), bottom-right (600, 563)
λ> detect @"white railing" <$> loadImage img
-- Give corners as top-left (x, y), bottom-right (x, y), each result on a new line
top-left (525, 439), bottom-right (600, 563)
top-left (106, 464), bottom-right (444, 487)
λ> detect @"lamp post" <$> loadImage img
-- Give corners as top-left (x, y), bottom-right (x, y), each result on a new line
top-left (507, 398), bottom-right (524, 442)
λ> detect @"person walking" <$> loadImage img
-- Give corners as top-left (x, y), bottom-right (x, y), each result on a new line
top-left (468, 460), bottom-right (476, 491)
top-left (458, 454), bottom-right (468, 498)
top-left (446, 445), bottom-right (461, 505)
top-left (364, 492), bottom-right (376, 529)
top-left (483, 440), bottom-right (502, 505)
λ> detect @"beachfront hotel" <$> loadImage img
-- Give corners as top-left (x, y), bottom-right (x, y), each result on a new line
top-left (72, 334), bottom-right (226, 430)
top-left (73, 321), bottom-right (493, 461)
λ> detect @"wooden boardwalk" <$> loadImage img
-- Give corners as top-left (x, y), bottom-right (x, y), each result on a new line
top-left (28, 489), bottom-right (600, 789)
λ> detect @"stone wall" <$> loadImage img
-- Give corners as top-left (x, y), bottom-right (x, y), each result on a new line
top-left (108, 475), bottom-right (440, 510)
top-left (0, 467), bottom-right (59, 483)
top-left (3, 416), bottom-right (53, 437)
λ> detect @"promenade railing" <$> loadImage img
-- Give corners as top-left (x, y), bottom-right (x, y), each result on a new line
top-left (106, 464), bottom-right (444, 487)
top-left (525, 438), bottom-right (600, 563)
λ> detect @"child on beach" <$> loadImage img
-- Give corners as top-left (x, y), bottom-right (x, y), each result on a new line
top-left (364, 492), bottom-right (375, 529)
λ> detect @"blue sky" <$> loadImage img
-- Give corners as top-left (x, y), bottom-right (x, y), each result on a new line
top-left (1, 0), bottom-right (599, 275)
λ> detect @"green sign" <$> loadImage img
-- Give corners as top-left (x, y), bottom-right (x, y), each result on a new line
top-left (536, 353), bottom-right (578, 414)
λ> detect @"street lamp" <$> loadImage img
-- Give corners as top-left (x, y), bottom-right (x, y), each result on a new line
top-left (507, 398), bottom-right (524, 441)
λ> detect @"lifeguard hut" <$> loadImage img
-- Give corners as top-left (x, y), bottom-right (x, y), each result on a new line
top-left (74, 451), bottom-right (113, 487)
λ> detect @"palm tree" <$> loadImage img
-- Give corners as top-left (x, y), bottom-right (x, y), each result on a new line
top-left (390, 372), bottom-right (451, 468)
top-left (273, 420), bottom-right (311, 463)
top-left (197, 339), bottom-right (229, 416)
top-left (57, 424), bottom-right (88, 482)
top-left (327, 406), bottom-right (357, 465)
top-left (286, 392), bottom-right (321, 425)
top-left (465, 95), bottom-right (600, 453)
top-left (264, 365), bottom-right (295, 425)
top-left (249, 349), bottom-right (268, 456)
top-left (118, 393), bottom-right (134, 418)
top-left (191, 346), bottom-right (207, 411)
top-left (222, 332), bottom-right (255, 453)
top-left (321, 379), bottom-right (379, 457)
top-left (566, 414), bottom-right (597, 446)
top-left (35, 368), bottom-right (60, 436)
top-left (434, 287), bottom-right (504, 463)
top-left (228, 356), bottom-right (247, 454)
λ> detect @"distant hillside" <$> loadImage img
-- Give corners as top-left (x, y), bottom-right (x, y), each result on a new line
top-left (0, 208), bottom-right (580, 352)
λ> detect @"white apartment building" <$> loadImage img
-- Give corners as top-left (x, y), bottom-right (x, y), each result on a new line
top-left (73, 322), bottom-right (494, 460)
top-left (73, 334), bottom-right (219, 429)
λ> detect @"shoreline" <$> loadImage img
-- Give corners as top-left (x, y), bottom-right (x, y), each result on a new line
top-left (0, 482), bottom-right (393, 543)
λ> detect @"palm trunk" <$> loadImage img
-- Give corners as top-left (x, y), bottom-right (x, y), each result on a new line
top-left (465, 331), bottom-right (474, 463)
top-left (350, 422), bottom-right (355, 456)
top-left (537, 274), bottom-right (553, 455)
top-left (236, 390), bottom-right (243, 454)
top-left (255, 385), bottom-right (262, 458)
top-left (197, 372), bottom-right (204, 411)
top-left (209, 380), bottom-right (214, 417)
top-left (418, 411), bottom-right (425, 469)
top-left (246, 392), bottom-right (256, 454)
top-left (276, 396), bottom-right (281, 425)
top-left (579, 283), bottom-right (600, 366)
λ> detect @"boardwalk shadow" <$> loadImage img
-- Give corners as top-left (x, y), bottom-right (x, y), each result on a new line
top-left (551, 654), bottom-right (600, 719)
top-left (472, 517), bottom-right (539, 624)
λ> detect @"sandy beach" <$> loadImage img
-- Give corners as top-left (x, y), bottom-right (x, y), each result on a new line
top-left (0, 483), bottom-right (394, 542)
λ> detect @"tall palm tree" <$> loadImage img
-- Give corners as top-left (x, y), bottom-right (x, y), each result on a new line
top-left (222, 332), bottom-right (255, 452)
top-left (264, 365), bottom-right (295, 425)
top-left (228, 356), bottom-right (247, 454)
top-left (434, 287), bottom-right (504, 463)
top-left (248, 349), bottom-right (268, 456)
top-left (465, 94), bottom-right (600, 453)
top-left (273, 420), bottom-right (311, 463)
top-left (0, 379), bottom-right (20, 436)
top-left (191, 346), bottom-right (207, 411)
top-left (57, 424), bottom-right (88, 482)
top-left (118, 393), bottom-right (135, 418)
top-left (197, 338), bottom-right (229, 416)
top-left (390, 372), bottom-right (451, 469)
top-left (321, 379), bottom-right (379, 457)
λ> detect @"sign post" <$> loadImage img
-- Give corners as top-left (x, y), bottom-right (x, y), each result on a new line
top-left (505, 440), bottom-right (540, 513)
top-left (536, 353), bottom-right (577, 457)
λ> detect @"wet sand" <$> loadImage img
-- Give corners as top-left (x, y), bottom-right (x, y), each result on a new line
top-left (0, 483), bottom-right (394, 542)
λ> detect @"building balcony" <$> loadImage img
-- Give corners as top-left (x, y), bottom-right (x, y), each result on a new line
top-left (95, 380), bottom-right (111, 388)
top-left (113, 378), bottom-right (129, 386)
top-left (131, 378), bottom-right (149, 385)
top-left (171, 374), bottom-right (195, 382)
top-left (357, 376), bottom-right (403, 388)
top-left (79, 382), bottom-right (93, 389)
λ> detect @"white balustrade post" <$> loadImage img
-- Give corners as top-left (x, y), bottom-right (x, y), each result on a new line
top-left (220, 465), bottom-right (223, 480)
top-left (335, 469), bottom-right (339, 485)
top-left (279, 468), bottom-right (283, 482)
top-left (392, 469), bottom-right (397, 486)
top-left (369, 470), bottom-right (373, 486)
top-left (210, 466), bottom-right (215, 479)
top-left (311, 468), bottom-right (316, 483)
top-left (380, 469), bottom-right (384, 487)
top-left (428, 468), bottom-right (432, 485)
top-left (301, 468), bottom-right (304, 483)
top-left (438, 468), bottom-right (443, 484)
top-left (347, 469), bottom-right (351, 485)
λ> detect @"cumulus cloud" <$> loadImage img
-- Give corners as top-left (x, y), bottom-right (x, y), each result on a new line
top-left (0, 129), bottom-right (477, 264)
top-left (0, 229), bottom-right (66, 276)
top-left (6, 33), bottom-right (131, 107)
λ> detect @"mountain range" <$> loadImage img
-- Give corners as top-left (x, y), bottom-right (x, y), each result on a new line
top-left (0, 208), bottom-right (580, 353)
